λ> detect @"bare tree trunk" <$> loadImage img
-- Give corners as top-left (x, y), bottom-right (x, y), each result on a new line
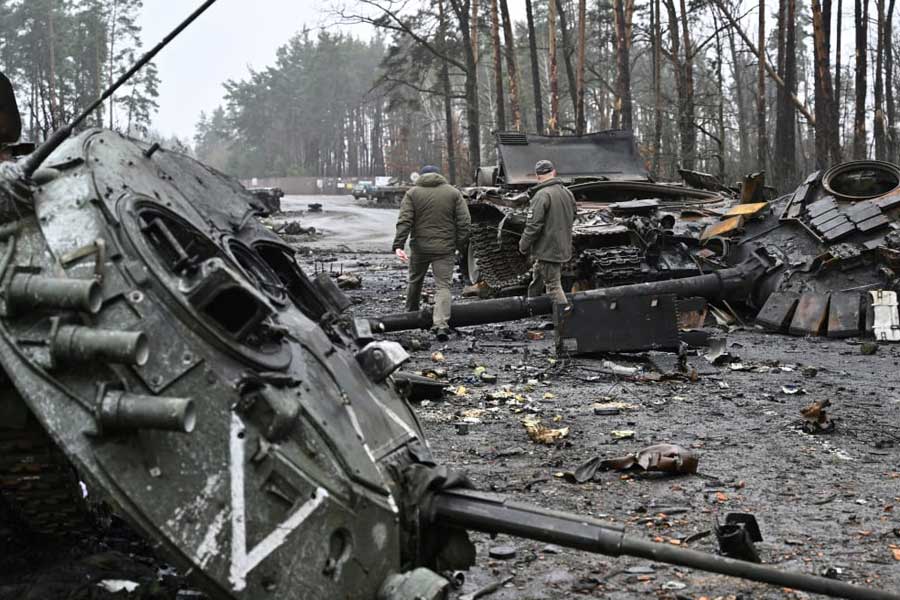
top-left (653, 0), bottom-right (663, 174)
top-left (439, 0), bottom-right (457, 183)
top-left (679, 0), bottom-right (696, 168)
top-left (613, 0), bottom-right (634, 130)
top-left (775, 0), bottom-right (797, 189)
top-left (575, 0), bottom-right (586, 134)
top-left (499, 0), bottom-right (522, 131)
top-left (853, 0), bottom-right (869, 159)
top-left (372, 103), bottom-right (385, 176)
top-left (812, 0), bottom-right (839, 168)
top-left (757, 0), bottom-right (767, 169)
top-left (490, 0), bottom-right (506, 130)
top-left (548, 0), bottom-right (560, 134)
top-left (452, 0), bottom-right (481, 178)
top-left (471, 0), bottom-right (478, 65)
top-left (728, 18), bottom-right (750, 170)
top-left (875, 0), bottom-right (887, 160)
top-left (886, 0), bottom-right (896, 161)
top-left (836, 0), bottom-right (842, 137)
top-left (108, 0), bottom-right (120, 130)
top-left (47, 2), bottom-right (58, 129)
top-left (555, 0), bottom-right (579, 121)
top-left (712, 0), bottom-right (816, 124)
top-left (714, 20), bottom-right (727, 180)
top-left (525, 0), bottom-right (544, 133)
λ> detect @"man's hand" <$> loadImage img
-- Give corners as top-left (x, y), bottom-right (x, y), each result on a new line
top-left (395, 248), bottom-right (409, 262)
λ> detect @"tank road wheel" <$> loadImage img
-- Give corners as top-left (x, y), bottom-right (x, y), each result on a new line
top-left (466, 241), bottom-right (481, 285)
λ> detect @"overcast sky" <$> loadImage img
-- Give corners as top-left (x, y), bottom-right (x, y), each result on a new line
top-left (138, 0), bottom-right (532, 143)
top-left (139, 0), bottom-right (360, 142)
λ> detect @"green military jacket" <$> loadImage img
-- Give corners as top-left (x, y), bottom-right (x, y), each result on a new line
top-left (518, 178), bottom-right (577, 263)
top-left (392, 173), bottom-right (471, 256)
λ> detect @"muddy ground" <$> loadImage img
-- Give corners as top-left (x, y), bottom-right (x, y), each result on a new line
top-left (316, 248), bottom-right (900, 600)
top-left (2, 195), bottom-right (899, 599)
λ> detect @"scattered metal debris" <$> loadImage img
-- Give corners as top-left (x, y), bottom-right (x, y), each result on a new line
top-left (715, 513), bottom-right (763, 563)
top-left (564, 444), bottom-right (699, 483)
top-left (459, 575), bottom-right (514, 600)
top-left (801, 399), bottom-right (836, 434)
top-left (522, 417), bottom-right (569, 444)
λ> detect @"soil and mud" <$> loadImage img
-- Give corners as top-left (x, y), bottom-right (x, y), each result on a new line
top-left (2, 195), bottom-right (899, 599)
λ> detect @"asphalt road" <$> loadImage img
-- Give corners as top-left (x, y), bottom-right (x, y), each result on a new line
top-left (279, 194), bottom-right (399, 252)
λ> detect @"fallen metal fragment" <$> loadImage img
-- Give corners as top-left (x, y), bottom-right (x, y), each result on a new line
top-left (715, 513), bottom-right (763, 563)
top-left (801, 399), bottom-right (836, 434)
top-left (488, 545), bottom-right (516, 560)
top-left (336, 272), bottom-right (362, 289)
top-left (756, 291), bottom-right (801, 331)
top-left (869, 290), bottom-right (900, 341)
top-left (392, 371), bottom-right (447, 402)
top-left (565, 444), bottom-right (699, 483)
top-left (459, 575), bottom-right (514, 600)
top-left (522, 417), bottom-right (569, 445)
top-left (828, 291), bottom-right (863, 338)
top-left (555, 294), bottom-right (680, 355)
top-left (790, 293), bottom-right (831, 336)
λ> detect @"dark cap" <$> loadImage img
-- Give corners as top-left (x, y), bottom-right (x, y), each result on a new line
top-left (420, 165), bottom-right (440, 175)
top-left (534, 160), bottom-right (555, 175)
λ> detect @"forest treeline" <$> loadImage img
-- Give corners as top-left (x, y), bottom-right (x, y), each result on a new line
top-left (199, 0), bottom-right (900, 191)
top-left (0, 0), bottom-right (159, 140)
top-left (1, 0), bottom-right (897, 193)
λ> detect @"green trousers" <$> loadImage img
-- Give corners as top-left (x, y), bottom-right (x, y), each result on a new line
top-left (406, 253), bottom-right (455, 329)
top-left (527, 260), bottom-right (568, 305)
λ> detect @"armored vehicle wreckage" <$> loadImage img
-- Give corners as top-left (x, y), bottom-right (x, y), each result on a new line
top-left (462, 130), bottom-right (755, 293)
top-left (0, 3), bottom-right (899, 598)
top-left (378, 158), bottom-right (900, 348)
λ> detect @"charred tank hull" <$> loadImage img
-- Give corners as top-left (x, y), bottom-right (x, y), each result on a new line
top-left (0, 129), bottom-right (428, 599)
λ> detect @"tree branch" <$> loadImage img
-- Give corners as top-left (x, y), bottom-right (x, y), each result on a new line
top-left (710, 0), bottom-right (816, 125)
top-left (336, 0), bottom-right (466, 71)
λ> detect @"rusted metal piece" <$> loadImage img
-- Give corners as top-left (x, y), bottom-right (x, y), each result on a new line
top-left (827, 292), bottom-right (862, 338)
top-left (701, 216), bottom-right (744, 241)
top-left (789, 293), bottom-right (830, 336)
top-left (565, 444), bottom-right (699, 483)
top-left (800, 399), bottom-right (836, 434)
top-left (740, 172), bottom-right (767, 204)
top-left (725, 202), bottom-right (768, 217)
top-left (756, 291), bottom-right (800, 332)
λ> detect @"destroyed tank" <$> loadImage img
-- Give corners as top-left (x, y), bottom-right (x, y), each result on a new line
top-left (464, 130), bottom-right (749, 292)
top-left (379, 159), bottom-right (900, 347)
top-left (0, 4), bottom-right (898, 599)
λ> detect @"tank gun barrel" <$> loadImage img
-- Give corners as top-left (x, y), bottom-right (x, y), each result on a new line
top-left (433, 489), bottom-right (899, 600)
top-left (373, 258), bottom-right (766, 333)
top-left (22, 0), bottom-right (221, 179)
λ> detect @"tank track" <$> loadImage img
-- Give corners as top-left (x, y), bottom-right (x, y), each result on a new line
top-left (576, 246), bottom-right (645, 286)
top-left (470, 221), bottom-right (531, 289)
top-left (0, 414), bottom-right (94, 539)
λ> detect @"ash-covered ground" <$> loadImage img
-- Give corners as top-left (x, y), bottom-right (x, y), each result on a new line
top-left (314, 246), bottom-right (900, 600)
top-left (2, 195), bottom-right (899, 599)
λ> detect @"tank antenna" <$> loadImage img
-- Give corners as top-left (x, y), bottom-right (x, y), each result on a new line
top-left (22, 0), bottom-right (221, 179)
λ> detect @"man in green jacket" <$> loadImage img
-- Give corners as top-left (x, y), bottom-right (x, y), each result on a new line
top-left (518, 160), bottom-right (577, 306)
top-left (393, 165), bottom-right (471, 340)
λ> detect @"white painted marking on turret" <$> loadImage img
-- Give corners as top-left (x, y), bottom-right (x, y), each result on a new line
top-left (196, 508), bottom-right (227, 568)
top-left (367, 392), bottom-right (417, 438)
top-left (228, 413), bottom-right (329, 591)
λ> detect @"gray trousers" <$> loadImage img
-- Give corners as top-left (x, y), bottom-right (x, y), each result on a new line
top-left (527, 260), bottom-right (568, 305)
top-left (406, 253), bottom-right (455, 329)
